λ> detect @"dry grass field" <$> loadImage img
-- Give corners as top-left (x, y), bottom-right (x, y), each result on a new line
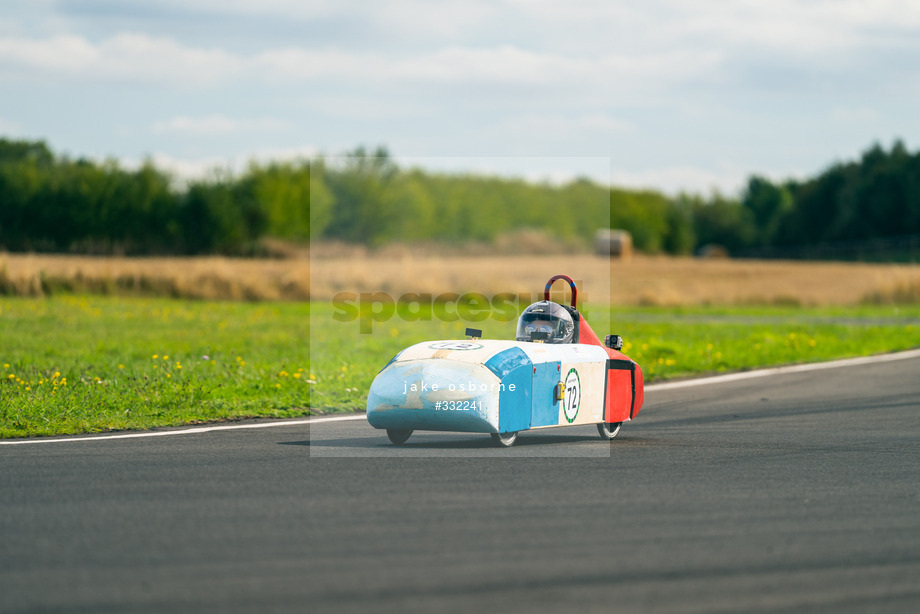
top-left (2, 251), bottom-right (920, 305)
top-left (0, 254), bottom-right (311, 301)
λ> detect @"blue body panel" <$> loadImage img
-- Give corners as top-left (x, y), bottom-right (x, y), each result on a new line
top-left (484, 347), bottom-right (531, 379)
top-left (496, 366), bottom-right (532, 433)
top-left (531, 361), bottom-right (561, 427)
top-left (486, 348), bottom-right (533, 434)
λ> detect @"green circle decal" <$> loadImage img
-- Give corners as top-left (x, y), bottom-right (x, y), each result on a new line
top-left (563, 368), bottom-right (580, 423)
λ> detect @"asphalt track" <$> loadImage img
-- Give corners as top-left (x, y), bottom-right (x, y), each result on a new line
top-left (2, 355), bottom-right (919, 613)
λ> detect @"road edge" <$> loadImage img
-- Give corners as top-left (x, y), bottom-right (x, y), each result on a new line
top-left (4, 348), bottom-right (920, 446)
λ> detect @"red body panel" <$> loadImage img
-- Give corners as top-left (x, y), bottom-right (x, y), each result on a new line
top-left (576, 317), bottom-right (604, 347)
top-left (578, 317), bottom-right (644, 423)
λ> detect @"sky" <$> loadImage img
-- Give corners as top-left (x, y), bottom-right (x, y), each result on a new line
top-left (1, 0), bottom-right (919, 195)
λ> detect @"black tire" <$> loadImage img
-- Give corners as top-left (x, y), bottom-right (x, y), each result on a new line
top-left (491, 432), bottom-right (518, 447)
top-left (597, 422), bottom-right (622, 440)
top-left (386, 429), bottom-right (413, 445)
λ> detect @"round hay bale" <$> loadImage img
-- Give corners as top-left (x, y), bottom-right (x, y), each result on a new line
top-left (595, 229), bottom-right (633, 259)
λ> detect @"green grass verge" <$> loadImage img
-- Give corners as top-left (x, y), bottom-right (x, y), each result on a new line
top-left (2, 297), bottom-right (919, 438)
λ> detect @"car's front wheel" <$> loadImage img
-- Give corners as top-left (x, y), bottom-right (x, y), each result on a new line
top-left (491, 432), bottom-right (518, 447)
top-left (387, 429), bottom-right (413, 445)
top-left (597, 422), bottom-right (622, 440)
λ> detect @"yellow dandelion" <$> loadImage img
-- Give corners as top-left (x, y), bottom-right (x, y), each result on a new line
top-left (3, 363), bottom-right (8, 369)
top-left (7, 374), bottom-right (14, 379)
top-left (152, 354), bottom-right (158, 359)
top-left (166, 373), bottom-right (171, 378)
top-left (163, 355), bottom-right (169, 360)
top-left (118, 364), bottom-right (125, 369)
top-left (275, 383), bottom-right (281, 389)
top-left (293, 373), bottom-right (301, 379)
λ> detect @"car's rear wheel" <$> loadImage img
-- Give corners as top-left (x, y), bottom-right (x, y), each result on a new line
top-left (597, 422), bottom-right (622, 440)
top-left (386, 429), bottom-right (413, 445)
top-left (491, 432), bottom-right (518, 447)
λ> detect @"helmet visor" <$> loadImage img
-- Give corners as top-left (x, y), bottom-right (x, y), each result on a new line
top-left (516, 313), bottom-right (568, 342)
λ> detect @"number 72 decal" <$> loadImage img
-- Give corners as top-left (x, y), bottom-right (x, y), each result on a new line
top-left (563, 368), bottom-right (581, 423)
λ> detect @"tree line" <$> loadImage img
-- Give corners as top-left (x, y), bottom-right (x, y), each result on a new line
top-left (691, 140), bottom-right (920, 258)
top-left (0, 139), bottom-right (310, 254)
top-left (1, 138), bottom-right (918, 257)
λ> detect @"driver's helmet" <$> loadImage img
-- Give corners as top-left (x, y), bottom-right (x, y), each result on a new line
top-left (515, 301), bottom-right (575, 344)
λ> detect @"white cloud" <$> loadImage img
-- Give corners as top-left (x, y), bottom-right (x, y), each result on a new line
top-left (8, 2), bottom-right (918, 84)
top-left (137, 0), bottom-right (920, 55)
top-left (525, 0), bottom-right (920, 51)
top-left (5, 1), bottom-right (916, 96)
top-left (386, 46), bottom-right (723, 91)
top-left (392, 45), bottom-right (589, 84)
top-left (0, 29), bottom-right (723, 91)
top-left (252, 47), bottom-right (389, 81)
top-left (612, 165), bottom-right (749, 196)
top-left (0, 34), bottom-right (98, 72)
top-left (663, 0), bottom-right (920, 63)
top-left (151, 115), bottom-right (292, 135)
top-left (0, 33), bottom-right (237, 85)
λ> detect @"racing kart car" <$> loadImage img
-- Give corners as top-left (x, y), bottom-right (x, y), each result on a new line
top-left (366, 275), bottom-right (644, 446)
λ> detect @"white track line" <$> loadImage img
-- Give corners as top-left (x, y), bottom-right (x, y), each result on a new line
top-left (0, 415), bottom-right (364, 446)
top-left (4, 349), bottom-right (920, 446)
top-left (645, 348), bottom-right (920, 392)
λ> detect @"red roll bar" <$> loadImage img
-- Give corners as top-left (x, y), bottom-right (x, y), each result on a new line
top-left (544, 274), bottom-right (577, 308)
